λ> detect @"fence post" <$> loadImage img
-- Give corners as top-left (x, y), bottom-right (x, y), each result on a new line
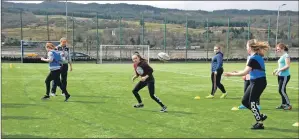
top-left (185, 16), bottom-right (188, 62)
top-left (119, 16), bottom-right (122, 63)
top-left (20, 9), bottom-right (23, 40)
top-left (288, 16), bottom-right (291, 47)
top-left (206, 18), bottom-right (209, 61)
top-left (47, 12), bottom-right (49, 41)
top-left (21, 40), bottom-right (23, 63)
top-left (96, 12), bottom-right (99, 64)
top-left (226, 17), bottom-right (230, 61)
top-left (267, 17), bottom-right (271, 61)
top-left (72, 13), bottom-right (75, 61)
top-left (141, 13), bottom-right (145, 54)
top-left (247, 16), bottom-right (251, 40)
top-left (164, 17), bottom-right (167, 52)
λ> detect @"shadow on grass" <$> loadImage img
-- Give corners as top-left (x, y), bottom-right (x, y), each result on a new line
top-left (68, 100), bottom-right (106, 104)
top-left (2, 134), bottom-right (44, 138)
top-left (139, 109), bottom-right (197, 115)
top-left (279, 107), bottom-right (299, 113)
top-left (2, 116), bottom-right (46, 120)
top-left (225, 97), bottom-right (279, 101)
top-left (266, 127), bottom-right (299, 134)
top-left (71, 95), bottom-right (119, 99)
top-left (2, 103), bottom-right (37, 108)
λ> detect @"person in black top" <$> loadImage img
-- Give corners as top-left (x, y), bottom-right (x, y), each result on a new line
top-left (131, 53), bottom-right (167, 112)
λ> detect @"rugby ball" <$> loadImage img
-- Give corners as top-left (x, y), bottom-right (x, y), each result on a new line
top-left (157, 52), bottom-right (170, 61)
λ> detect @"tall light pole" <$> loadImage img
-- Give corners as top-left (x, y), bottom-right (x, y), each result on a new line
top-left (66, 0), bottom-right (68, 39)
top-left (275, 4), bottom-right (286, 46)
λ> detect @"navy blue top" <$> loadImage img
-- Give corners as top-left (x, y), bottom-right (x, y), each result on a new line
top-left (211, 52), bottom-right (223, 72)
top-left (48, 50), bottom-right (62, 71)
top-left (247, 53), bottom-right (266, 80)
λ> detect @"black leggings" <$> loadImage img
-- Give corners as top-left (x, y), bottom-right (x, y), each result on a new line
top-left (244, 80), bottom-right (260, 105)
top-left (242, 77), bottom-right (267, 122)
top-left (52, 64), bottom-right (68, 93)
top-left (211, 68), bottom-right (226, 95)
top-left (45, 70), bottom-right (69, 96)
top-left (132, 80), bottom-right (165, 107)
top-left (277, 76), bottom-right (291, 105)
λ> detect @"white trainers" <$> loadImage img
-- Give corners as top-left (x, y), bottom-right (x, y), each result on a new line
top-left (50, 93), bottom-right (57, 96)
top-left (61, 93), bottom-right (65, 96)
top-left (160, 106), bottom-right (167, 112)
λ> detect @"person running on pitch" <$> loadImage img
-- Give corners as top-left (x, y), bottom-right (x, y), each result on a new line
top-left (131, 53), bottom-right (167, 112)
top-left (41, 42), bottom-right (71, 101)
top-left (224, 39), bottom-right (269, 129)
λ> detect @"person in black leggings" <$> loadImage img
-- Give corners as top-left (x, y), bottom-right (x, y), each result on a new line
top-left (131, 53), bottom-right (167, 112)
top-left (206, 44), bottom-right (227, 99)
top-left (224, 39), bottom-right (270, 130)
top-left (41, 42), bottom-right (71, 102)
top-left (274, 43), bottom-right (292, 110)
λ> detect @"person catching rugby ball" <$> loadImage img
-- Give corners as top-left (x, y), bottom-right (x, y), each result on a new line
top-left (131, 53), bottom-right (167, 112)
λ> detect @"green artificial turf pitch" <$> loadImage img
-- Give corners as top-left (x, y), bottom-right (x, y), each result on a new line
top-left (1, 63), bottom-right (298, 138)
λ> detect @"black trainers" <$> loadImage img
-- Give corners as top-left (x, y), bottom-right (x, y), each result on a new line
top-left (251, 123), bottom-right (264, 130)
top-left (261, 114), bottom-right (267, 121)
top-left (276, 104), bottom-right (285, 109)
top-left (160, 106), bottom-right (167, 112)
top-left (133, 103), bottom-right (144, 108)
top-left (64, 94), bottom-right (71, 102)
top-left (42, 95), bottom-right (50, 100)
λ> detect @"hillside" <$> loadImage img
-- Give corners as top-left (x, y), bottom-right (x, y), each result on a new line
top-left (2, 1), bottom-right (299, 49)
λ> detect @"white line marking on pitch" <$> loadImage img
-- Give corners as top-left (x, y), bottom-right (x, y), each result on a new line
top-left (156, 69), bottom-right (299, 90)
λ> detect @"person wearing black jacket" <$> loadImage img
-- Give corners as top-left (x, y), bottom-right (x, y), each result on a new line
top-left (131, 53), bottom-right (167, 112)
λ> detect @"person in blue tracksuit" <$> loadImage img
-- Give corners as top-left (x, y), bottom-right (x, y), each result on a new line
top-left (206, 44), bottom-right (227, 99)
top-left (224, 39), bottom-right (269, 130)
top-left (41, 42), bottom-right (71, 102)
top-left (273, 43), bottom-right (292, 110)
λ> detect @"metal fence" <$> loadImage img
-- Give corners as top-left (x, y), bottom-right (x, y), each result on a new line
top-left (2, 8), bottom-right (299, 62)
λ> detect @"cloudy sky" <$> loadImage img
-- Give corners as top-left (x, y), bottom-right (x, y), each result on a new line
top-left (7, 1), bottom-right (298, 11)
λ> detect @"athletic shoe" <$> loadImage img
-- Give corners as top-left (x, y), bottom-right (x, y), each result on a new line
top-left (205, 95), bottom-right (214, 99)
top-left (238, 105), bottom-right (246, 109)
top-left (276, 104), bottom-right (286, 109)
top-left (283, 105), bottom-right (292, 110)
top-left (50, 93), bottom-right (57, 96)
top-left (220, 93), bottom-right (228, 99)
top-left (251, 123), bottom-right (264, 130)
top-left (42, 95), bottom-right (50, 100)
top-left (61, 93), bottom-right (65, 96)
top-left (261, 114), bottom-right (267, 121)
top-left (160, 106), bottom-right (167, 112)
top-left (64, 94), bottom-right (71, 102)
top-left (133, 103), bottom-right (144, 108)
top-left (257, 105), bottom-right (261, 110)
